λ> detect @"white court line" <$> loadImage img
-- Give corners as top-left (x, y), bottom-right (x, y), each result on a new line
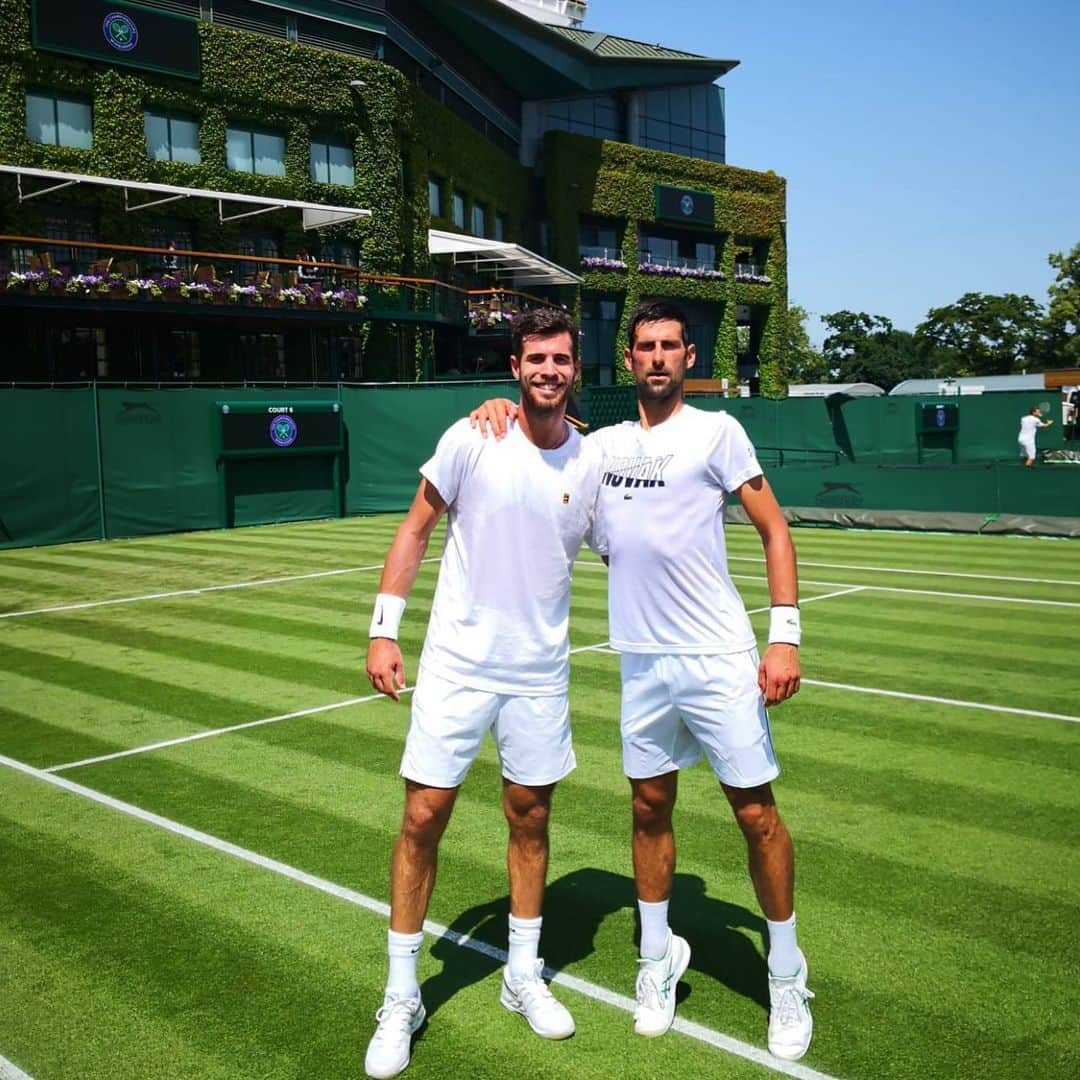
top-left (574, 643), bottom-right (1080, 724)
top-left (0, 559), bottom-right (439, 621)
top-left (0, 752), bottom-right (840, 1080)
top-left (45, 641), bottom-right (610, 773)
top-left (728, 555), bottom-right (1080, 588)
top-left (733, 574), bottom-right (1080, 609)
top-left (45, 692), bottom-right (396, 774)
top-left (0, 1054), bottom-right (33, 1080)
top-left (574, 560), bottom-right (1080, 608)
top-left (801, 679), bottom-right (1080, 724)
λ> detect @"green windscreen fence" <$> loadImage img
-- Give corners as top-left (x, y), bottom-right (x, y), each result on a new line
top-left (4, 384), bottom-right (1076, 550)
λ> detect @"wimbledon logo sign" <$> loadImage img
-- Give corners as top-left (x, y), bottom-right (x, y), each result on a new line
top-left (680, 194), bottom-right (695, 217)
top-left (103, 12), bottom-right (139, 52)
top-left (269, 415), bottom-right (299, 447)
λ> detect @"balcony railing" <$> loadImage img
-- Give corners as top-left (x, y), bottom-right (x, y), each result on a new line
top-left (1, 235), bottom-right (566, 334)
top-left (580, 246), bottom-right (628, 271)
top-left (734, 262), bottom-right (771, 284)
top-left (638, 252), bottom-right (718, 272)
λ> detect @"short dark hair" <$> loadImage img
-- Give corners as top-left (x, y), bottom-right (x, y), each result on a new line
top-left (627, 300), bottom-right (690, 348)
top-left (511, 307), bottom-right (579, 362)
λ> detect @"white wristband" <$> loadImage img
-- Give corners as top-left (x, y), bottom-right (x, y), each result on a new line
top-left (768, 605), bottom-right (801, 646)
top-left (370, 593), bottom-right (406, 640)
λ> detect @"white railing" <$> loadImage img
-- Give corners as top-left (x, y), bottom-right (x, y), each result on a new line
top-left (735, 262), bottom-right (764, 277)
top-left (579, 245), bottom-right (620, 260)
top-left (639, 252), bottom-right (718, 272)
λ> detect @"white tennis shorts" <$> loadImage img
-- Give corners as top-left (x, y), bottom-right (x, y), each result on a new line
top-left (619, 649), bottom-right (779, 788)
top-left (1018, 436), bottom-right (1036, 458)
top-left (400, 664), bottom-right (576, 788)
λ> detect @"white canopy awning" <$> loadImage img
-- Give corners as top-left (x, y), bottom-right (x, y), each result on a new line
top-left (0, 165), bottom-right (371, 230)
top-left (428, 228), bottom-right (582, 286)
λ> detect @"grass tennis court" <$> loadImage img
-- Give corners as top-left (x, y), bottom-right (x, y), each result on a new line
top-left (1, 517), bottom-right (1078, 1080)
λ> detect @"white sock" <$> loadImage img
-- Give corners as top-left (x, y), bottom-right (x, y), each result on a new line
top-left (638, 898), bottom-right (670, 960)
top-left (386, 929), bottom-right (423, 999)
top-left (766, 913), bottom-right (801, 977)
top-left (508, 914), bottom-right (542, 981)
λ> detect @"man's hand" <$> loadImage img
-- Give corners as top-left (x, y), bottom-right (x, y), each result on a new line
top-left (758, 643), bottom-right (801, 706)
top-left (468, 398), bottom-right (518, 438)
top-left (367, 638), bottom-right (406, 702)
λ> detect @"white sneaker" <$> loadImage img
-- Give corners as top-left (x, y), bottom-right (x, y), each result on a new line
top-left (500, 959), bottom-right (575, 1039)
top-left (634, 933), bottom-right (691, 1037)
top-left (364, 994), bottom-right (426, 1079)
top-left (767, 950), bottom-right (814, 1061)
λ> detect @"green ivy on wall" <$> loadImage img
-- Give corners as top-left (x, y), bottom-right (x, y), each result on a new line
top-left (543, 131), bottom-right (788, 395)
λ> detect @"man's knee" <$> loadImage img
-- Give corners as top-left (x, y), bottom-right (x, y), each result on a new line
top-left (631, 776), bottom-right (676, 833)
top-left (400, 786), bottom-right (455, 847)
top-left (504, 783), bottom-right (553, 837)
top-left (732, 797), bottom-right (783, 845)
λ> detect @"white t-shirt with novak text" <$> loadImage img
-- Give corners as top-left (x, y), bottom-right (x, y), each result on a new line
top-left (590, 405), bottom-right (763, 655)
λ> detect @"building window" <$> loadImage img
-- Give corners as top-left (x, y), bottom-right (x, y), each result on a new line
top-left (579, 215), bottom-right (622, 259)
top-left (452, 190), bottom-right (466, 230)
top-left (639, 229), bottom-right (720, 271)
top-left (45, 207), bottom-right (96, 270)
top-left (144, 110), bottom-right (200, 164)
top-left (226, 125), bottom-right (286, 176)
top-left (581, 298), bottom-right (620, 385)
top-left (471, 200), bottom-right (487, 238)
top-left (310, 136), bottom-right (354, 185)
top-left (428, 177), bottom-right (443, 218)
top-left (640, 84), bottom-right (725, 164)
top-left (540, 93), bottom-right (622, 141)
top-left (25, 91), bottom-right (92, 149)
top-left (236, 230), bottom-right (281, 278)
top-left (494, 213), bottom-right (507, 242)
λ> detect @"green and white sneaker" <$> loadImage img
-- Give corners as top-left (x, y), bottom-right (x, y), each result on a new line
top-left (767, 950), bottom-right (814, 1061)
top-left (634, 933), bottom-right (691, 1037)
top-left (500, 959), bottom-right (575, 1039)
top-left (364, 993), bottom-right (426, 1079)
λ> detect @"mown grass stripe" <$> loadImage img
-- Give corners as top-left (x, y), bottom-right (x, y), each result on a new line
top-left (0, 753), bottom-right (841, 1080)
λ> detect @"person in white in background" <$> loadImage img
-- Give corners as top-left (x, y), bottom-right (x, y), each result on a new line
top-left (1018, 406), bottom-right (1053, 466)
top-left (363, 308), bottom-right (603, 1079)
top-left (470, 299), bottom-right (813, 1062)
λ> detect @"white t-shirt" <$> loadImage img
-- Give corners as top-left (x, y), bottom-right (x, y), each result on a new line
top-left (591, 405), bottom-right (763, 655)
top-left (419, 418), bottom-right (604, 694)
top-left (1018, 415), bottom-right (1041, 442)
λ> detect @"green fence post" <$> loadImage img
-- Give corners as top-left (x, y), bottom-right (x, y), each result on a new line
top-left (92, 381), bottom-right (108, 540)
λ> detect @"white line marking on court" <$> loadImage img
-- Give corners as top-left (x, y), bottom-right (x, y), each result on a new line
top-left (574, 641), bottom-right (1079, 723)
top-left (575, 559), bottom-right (1080, 608)
top-left (729, 555), bottom-right (1080, 588)
top-left (44, 692), bottom-right (399, 773)
top-left (802, 679), bottom-right (1080, 724)
top-left (0, 753), bottom-right (840, 1080)
top-left (731, 574), bottom-right (1080, 609)
top-left (44, 642), bottom-right (610, 773)
top-left (0, 559), bottom-right (440, 621)
top-left (0, 1054), bottom-right (34, 1080)
top-left (747, 587), bottom-right (866, 614)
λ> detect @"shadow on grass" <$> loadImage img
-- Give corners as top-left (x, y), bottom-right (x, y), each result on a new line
top-left (422, 868), bottom-right (767, 1020)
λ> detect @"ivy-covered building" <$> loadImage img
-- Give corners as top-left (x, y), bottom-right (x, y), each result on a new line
top-left (0, 0), bottom-right (787, 391)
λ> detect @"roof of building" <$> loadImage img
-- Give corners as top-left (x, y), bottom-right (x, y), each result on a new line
top-left (546, 27), bottom-right (719, 63)
top-left (889, 375), bottom-right (1047, 395)
top-left (787, 382), bottom-right (886, 398)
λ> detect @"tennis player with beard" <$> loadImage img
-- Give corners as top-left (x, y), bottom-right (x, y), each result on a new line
top-left (469, 299), bottom-right (813, 1062)
top-left (363, 308), bottom-right (604, 1079)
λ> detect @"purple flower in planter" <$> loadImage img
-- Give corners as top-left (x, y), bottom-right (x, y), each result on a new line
top-left (581, 255), bottom-right (628, 271)
top-left (638, 262), bottom-right (725, 280)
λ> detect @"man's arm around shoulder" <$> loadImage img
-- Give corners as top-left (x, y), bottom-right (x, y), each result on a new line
top-left (366, 478), bottom-right (447, 701)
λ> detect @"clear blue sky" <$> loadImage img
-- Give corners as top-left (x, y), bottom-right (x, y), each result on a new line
top-left (583, 0), bottom-right (1080, 345)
